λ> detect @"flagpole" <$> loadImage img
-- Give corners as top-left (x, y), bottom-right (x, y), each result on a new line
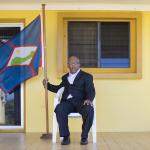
top-left (40, 4), bottom-right (51, 139)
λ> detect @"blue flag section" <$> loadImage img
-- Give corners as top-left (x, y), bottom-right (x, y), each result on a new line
top-left (0, 15), bottom-right (42, 93)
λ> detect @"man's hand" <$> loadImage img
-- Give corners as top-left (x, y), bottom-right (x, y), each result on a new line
top-left (43, 78), bottom-right (48, 88)
top-left (83, 100), bottom-right (93, 106)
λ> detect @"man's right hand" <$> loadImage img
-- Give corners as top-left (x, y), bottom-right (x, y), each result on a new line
top-left (83, 99), bottom-right (93, 107)
top-left (43, 79), bottom-right (48, 88)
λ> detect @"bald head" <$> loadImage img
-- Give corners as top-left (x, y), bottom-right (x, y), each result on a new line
top-left (68, 56), bottom-right (80, 63)
top-left (68, 56), bottom-right (80, 74)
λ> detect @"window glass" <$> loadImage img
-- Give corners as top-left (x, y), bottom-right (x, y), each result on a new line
top-left (0, 27), bottom-right (22, 127)
top-left (68, 21), bottom-right (130, 68)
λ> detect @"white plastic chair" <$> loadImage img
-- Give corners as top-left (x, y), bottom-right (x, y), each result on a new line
top-left (52, 87), bottom-right (97, 143)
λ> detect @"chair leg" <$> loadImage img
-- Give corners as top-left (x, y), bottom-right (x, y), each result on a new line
top-left (52, 113), bottom-right (58, 143)
top-left (92, 114), bottom-right (97, 143)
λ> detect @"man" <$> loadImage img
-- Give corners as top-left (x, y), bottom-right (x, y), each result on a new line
top-left (43, 56), bottom-right (95, 145)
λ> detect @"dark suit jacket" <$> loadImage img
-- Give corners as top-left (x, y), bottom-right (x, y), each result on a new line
top-left (47, 70), bottom-right (95, 103)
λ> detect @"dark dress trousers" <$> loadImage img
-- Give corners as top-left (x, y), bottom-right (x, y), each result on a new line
top-left (47, 70), bottom-right (95, 138)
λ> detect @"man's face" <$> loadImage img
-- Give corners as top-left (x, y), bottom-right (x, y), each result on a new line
top-left (68, 56), bottom-right (80, 74)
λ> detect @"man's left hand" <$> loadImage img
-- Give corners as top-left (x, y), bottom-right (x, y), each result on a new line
top-left (83, 100), bottom-right (93, 106)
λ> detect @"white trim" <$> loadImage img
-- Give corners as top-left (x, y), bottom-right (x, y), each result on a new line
top-left (0, 126), bottom-right (23, 130)
top-left (0, 23), bottom-right (24, 28)
top-left (0, 3), bottom-right (150, 11)
top-left (0, 23), bottom-right (24, 130)
top-left (20, 83), bottom-right (24, 129)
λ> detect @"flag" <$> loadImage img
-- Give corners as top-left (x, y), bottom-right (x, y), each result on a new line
top-left (0, 15), bottom-right (42, 93)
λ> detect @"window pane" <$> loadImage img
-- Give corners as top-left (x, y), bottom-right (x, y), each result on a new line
top-left (68, 22), bottom-right (98, 67)
top-left (100, 22), bottom-right (130, 68)
top-left (2, 86), bottom-right (21, 125)
top-left (0, 27), bottom-right (21, 126)
top-left (0, 27), bottom-right (20, 46)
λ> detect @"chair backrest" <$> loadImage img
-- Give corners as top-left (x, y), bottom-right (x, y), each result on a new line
top-left (55, 87), bottom-right (64, 99)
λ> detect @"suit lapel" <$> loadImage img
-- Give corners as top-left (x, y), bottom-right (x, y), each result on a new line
top-left (63, 73), bottom-right (69, 83)
top-left (73, 70), bottom-right (82, 85)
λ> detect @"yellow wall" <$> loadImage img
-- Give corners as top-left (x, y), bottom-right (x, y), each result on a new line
top-left (1, 11), bottom-right (150, 132)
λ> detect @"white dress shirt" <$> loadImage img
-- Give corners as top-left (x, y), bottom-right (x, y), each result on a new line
top-left (67, 69), bottom-right (80, 99)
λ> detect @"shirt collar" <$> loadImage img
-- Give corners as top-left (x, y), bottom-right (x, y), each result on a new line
top-left (69, 69), bottom-right (80, 77)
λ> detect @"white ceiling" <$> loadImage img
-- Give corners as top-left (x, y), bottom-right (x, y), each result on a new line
top-left (0, 0), bottom-right (150, 4)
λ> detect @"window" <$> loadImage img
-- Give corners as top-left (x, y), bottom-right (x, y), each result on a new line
top-left (57, 12), bottom-right (142, 79)
top-left (0, 22), bottom-right (24, 131)
top-left (68, 21), bottom-right (130, 68)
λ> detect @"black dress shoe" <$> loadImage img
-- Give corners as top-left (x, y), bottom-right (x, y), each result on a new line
top-left (61, 136), bottom-right (70, 145)
top-left (80, 138), bottom-right (88, 145)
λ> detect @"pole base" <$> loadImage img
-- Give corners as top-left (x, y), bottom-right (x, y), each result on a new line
top-left (40, 133), bottom-right (52, 139)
